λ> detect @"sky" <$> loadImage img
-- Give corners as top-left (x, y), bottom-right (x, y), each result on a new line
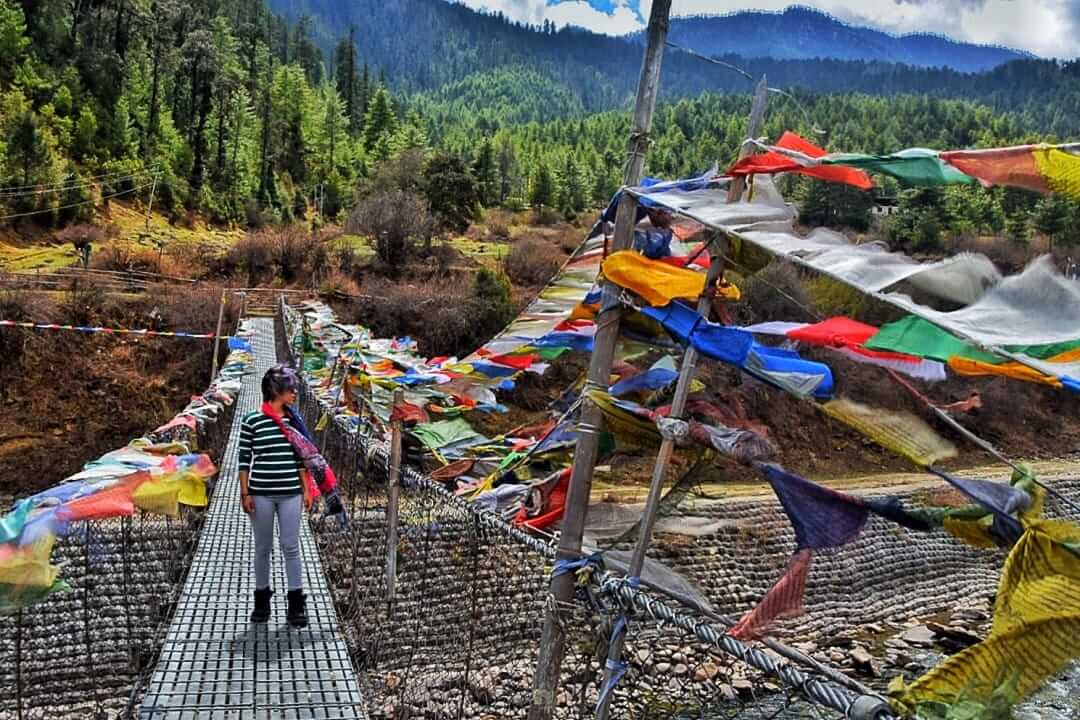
top-left (449, 0), bottom-right (1080, 59)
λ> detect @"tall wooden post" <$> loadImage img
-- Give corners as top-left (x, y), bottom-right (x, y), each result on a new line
top-left (210, 289), bottom-right (227, 382)
top-left (596, 79), bottom-right (769, 718)
top-left (527, 3), bottom-right (673, 718)
top-left (385, 387), bottom-right (404, 604)
top-left (595, 239), bottom-right (728, 719)
top-left (727, 76), bottom-right (769, 203)
top-left (145, 171), bottom-right (157, 232)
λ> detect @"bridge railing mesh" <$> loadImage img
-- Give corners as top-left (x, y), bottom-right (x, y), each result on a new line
top-left (0, 385), bottom-right (233, 720)
top-left (278, 301), bottom-right (881, 720)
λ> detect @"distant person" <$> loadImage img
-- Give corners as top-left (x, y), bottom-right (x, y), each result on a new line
top-left (238, 365), bottom-right (313, 628)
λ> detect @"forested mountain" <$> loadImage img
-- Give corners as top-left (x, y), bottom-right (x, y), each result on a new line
top-left (0, 0), bottom-right (1077, 241)
top-left (271, 0), bottom-right (1080, 135)
top-left (637, 6), bottom-right (1030, 72)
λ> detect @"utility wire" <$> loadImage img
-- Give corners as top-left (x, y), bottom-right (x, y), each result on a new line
top-left (666, 40), bottom-right (827, 136)
top-left (0, 165), bottom-right (159, 195)
top-left (0, 181), bottom-right (155, 221)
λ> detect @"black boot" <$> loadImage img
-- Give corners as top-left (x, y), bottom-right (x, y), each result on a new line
top-left (286, 589), bottom-right (308, 628)
top-left (250, 587), bottom-right (273, 623)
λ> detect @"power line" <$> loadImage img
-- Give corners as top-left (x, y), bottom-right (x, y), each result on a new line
top-left (0, 181), bottom-right (155, 221)
top-left (666, 40), bottom-right (827, 136)
top-left (0, 168), bottom-right (159, 199)
top-left (0, 164), bottom-right (159, 193)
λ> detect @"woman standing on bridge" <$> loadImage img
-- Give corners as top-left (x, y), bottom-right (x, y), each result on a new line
top-left (238, 365), bottom-right (313, 628)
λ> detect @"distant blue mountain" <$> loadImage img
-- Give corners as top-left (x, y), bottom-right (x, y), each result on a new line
top-left (634, 6), bottom-right (1031, 73)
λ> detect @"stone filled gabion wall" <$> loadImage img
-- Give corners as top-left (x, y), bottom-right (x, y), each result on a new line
top-left (634, 479), bottom-right (1080, 639)
top-left (312, 483), bottom-right (556, 719)
top-left (0, 514), bottom-right (203, 720)
top-left (0, 402), bottom-right (233, 720)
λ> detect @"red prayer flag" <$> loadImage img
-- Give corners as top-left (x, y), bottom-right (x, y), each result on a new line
top-left (941, 146), bottom-right (1049, 193)
top-left (728, 132), bottom-right (874, 191)
top-left (788, 316), bottom-right (923, 364)
top-left (730, 549), bottom-right (814, 639)
top-left (58, 472), bottom-right (149, 522)
top-left (487, 353), bottom-right (539, 371)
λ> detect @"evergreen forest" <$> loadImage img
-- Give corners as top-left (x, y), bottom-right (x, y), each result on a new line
top-left (1, 0), bottom-right (1079, 249)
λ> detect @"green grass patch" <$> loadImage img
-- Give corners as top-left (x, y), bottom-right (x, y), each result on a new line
top-left (0, 244), bottom-right (80, 271)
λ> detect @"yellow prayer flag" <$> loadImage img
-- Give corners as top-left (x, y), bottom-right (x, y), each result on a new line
top-left (601, 251), bottom-right (705, 307)
top-left (133, 478), bottom-right (181, 517)
top-left (892, 520), bottom-right (1080, 715)
top-left (1033, 146), bottom-right (1080, 199)
top-left (821, 398), bottom-right (957, 467)
top-left (0, 537), bottom-right (59, 588)
top-left (174, 470), bottom-right (209, 507)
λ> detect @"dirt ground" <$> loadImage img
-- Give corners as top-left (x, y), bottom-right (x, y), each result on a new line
top-left (0, 286), bottom-right (236, 498)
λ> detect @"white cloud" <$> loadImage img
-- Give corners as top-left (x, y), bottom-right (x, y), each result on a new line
top-left (546, 1), bottom-right (644, 34)
top-left (450, 0), bottom-right (1080, 57)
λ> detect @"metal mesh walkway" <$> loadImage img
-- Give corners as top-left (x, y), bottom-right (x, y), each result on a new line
top-left (140, 318), bottom-right (365, 720)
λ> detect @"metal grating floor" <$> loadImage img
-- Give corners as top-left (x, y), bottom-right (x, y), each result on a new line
top-left (140, 318), bottom-right (366, 720)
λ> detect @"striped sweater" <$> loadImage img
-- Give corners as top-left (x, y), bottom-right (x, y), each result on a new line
top-left (238, 411), bottom-right (303, 496)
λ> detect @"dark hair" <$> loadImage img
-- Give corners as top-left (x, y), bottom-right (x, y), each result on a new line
top-left (262, 364), bottom-right (300, 402)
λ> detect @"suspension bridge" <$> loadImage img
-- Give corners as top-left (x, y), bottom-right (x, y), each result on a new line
top-left (138, 318), bottom-right (364, 719)
top-left (2, 297), bottom-right (1078, 720)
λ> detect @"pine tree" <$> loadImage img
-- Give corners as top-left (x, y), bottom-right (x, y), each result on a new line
top-left (10, 110), bottom-right (47, 186)
top-left (361, 85), bottom-right (396, 152)
top-left (558, 154), bottom-right (586, 214)
top-left (389, 112), bottom-right (429, 157)
top-left (424, 152), bottom-right (479, 233)
top-left (529, 161), bottom-right (555, 210)
top-left (1033, 196), bottom-right (1071, 251)
top-left (473, 138), bottom-right (497, 207)
top-left (358, 62), bottom-right (370, 124)
top-left (496, 136), bottom-right (517, 204)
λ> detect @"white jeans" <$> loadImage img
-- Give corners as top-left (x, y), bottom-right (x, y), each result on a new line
top-left (250, 494), bottom-right (303, 591)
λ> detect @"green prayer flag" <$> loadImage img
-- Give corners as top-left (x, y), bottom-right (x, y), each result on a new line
top-left (410, 418), bottom-right (485, 450)
top-left (865, 316), bottom-right (1080, 364)
top-left (0, 501), bottom-right (32, 544)
top-left (824, 149), bottom-right (974, 187)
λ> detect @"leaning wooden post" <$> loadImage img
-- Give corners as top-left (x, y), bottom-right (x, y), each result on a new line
top-left (14, 608), bottom-right (23, 720)
top-left (527, 3), bottom-right (672, 718)
top-left (596, 80), bottom-right (769, 717)
top-left (385, 387), bottom-right (405, 605)
top-left (727, 75), bottom-right (769, 204)
top-left (210, 288), bottom-right (227, 383)
top-left (595, 237), bottom-right (727, 719)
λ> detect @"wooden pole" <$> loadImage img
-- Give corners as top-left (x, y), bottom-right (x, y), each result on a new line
top-left (595, 241), bottom-right (727, 719)
top-left (145, 171), bottom-right (157, 232)
top-left (727, 76), bottom-right (769, 204)
top-left (527, 3), bottom-right (672, 718)
top-left (596, 80), bottom-right (769, 718)
top-left (385, 387), bottom-right (404, 604)
top-left (210, 289), bottom-right (227, 382)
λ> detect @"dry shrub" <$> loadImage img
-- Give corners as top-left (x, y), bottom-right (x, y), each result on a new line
top-left (533, 207), bottom-right (562, 226)
top-left (503, 237), bottom-right (564, 287)
top-left (226, 233), bottom-right (274, 286)
top-left (488, 221), bottom-right (511, 241)
top-left (345, 190), bottom-right (435, 271)
top-left (56, 224), bottom-right (105, 249)
top-left (319, 271), bottom-right (363, 298)
top-left (267, 226), bottom-right (321, 284)
top-left (133, 285), bottom-right (239, 376)
top-left (558, 234), bottom-right (581, 254)
top-left (946, 234), bottom-right (1033, 275)
top-left (57, 283), bottom-right (114, 326)
top-left (89, 243), bottom-right (133, 271)
top-left (344, 269), bottom-right (513, 358)
top-left (0, 290), bottom-right (51, 372)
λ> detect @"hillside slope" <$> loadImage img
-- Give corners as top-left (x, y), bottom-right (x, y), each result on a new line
top-left (642, 6), bottom-right (1030, 72)
top-left (268, 0), bottom-right (1078, 133)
